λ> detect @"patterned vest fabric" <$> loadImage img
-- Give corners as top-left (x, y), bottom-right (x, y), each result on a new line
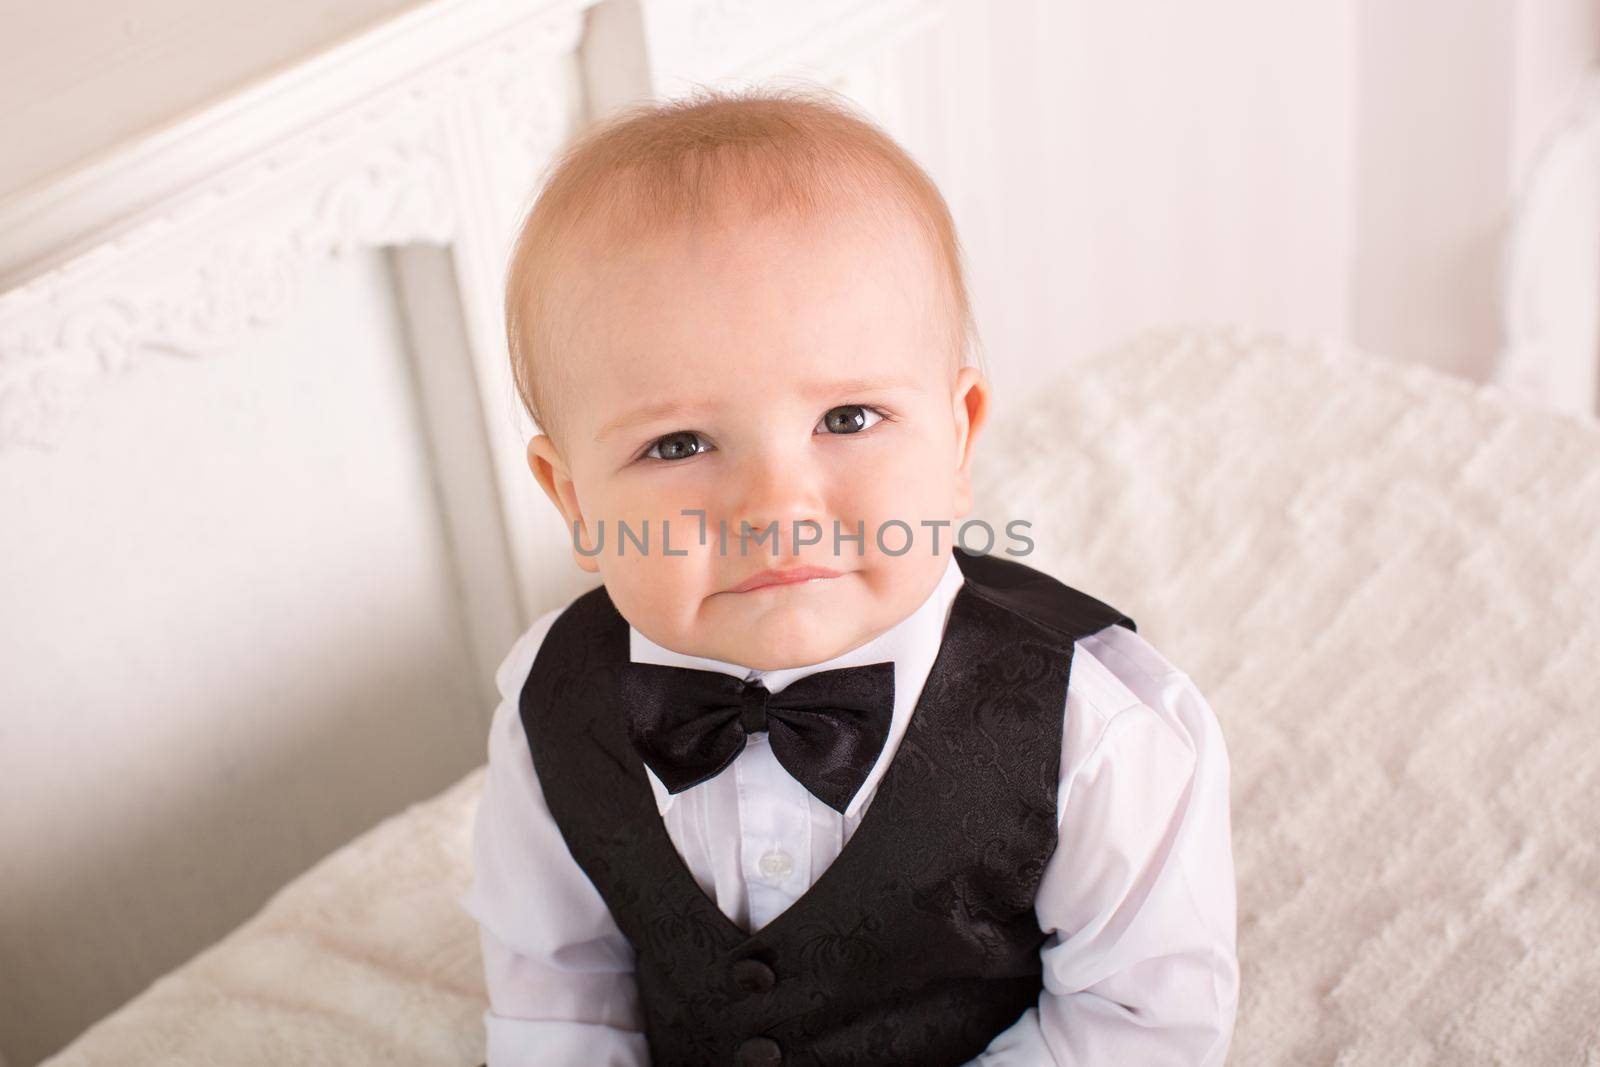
top-left (517, 547), bottom-right (1136, 1066)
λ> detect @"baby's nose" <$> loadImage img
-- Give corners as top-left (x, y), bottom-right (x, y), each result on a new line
top-left (728, 462), bottom-right (825, 554)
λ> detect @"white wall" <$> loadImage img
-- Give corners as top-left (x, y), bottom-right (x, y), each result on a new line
top-left (877, 0), bottom-right (1354, 405)
top-left (865, 0), bottom-right (1598, 400)
top-left (0, 0), bottom-right (426, 196)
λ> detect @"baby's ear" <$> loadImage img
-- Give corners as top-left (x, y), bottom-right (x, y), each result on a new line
top-left (951, 366), bottom-right (990, 511)
top-left (526, 435), bottom-right (600, 573)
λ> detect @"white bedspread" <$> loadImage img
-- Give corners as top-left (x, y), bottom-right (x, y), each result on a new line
top-left (42, 328), bottom-right (1600, 1065)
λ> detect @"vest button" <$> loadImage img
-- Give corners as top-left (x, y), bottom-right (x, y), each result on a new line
top-left (735, 1035), bottom-right (783, 1066)
top-left (731, 956), bottom-right (777, 993)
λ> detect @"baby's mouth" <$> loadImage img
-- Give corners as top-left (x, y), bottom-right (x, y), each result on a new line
top-left (726, 565), bottom-right (843, 594)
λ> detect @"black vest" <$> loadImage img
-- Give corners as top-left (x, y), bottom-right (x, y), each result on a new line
top-left (518, 547), bottom-right (1135, 1066)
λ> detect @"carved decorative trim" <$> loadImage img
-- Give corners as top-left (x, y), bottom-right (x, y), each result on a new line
top-left (0, 0), bottom-right (585, 451)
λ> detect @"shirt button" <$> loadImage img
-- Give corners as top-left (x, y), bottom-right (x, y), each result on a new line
top-left (757, 849), bottom-right (794, 880)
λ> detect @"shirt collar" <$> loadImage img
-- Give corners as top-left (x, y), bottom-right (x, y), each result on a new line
top-left (628, 551), bottom-right (966, 821)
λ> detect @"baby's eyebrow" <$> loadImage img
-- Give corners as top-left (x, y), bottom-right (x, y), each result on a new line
top-left (593, 375), bottom-right (924, 443)
top-left (806, 374), bottom-right (924, 398)
top-left (595, 399), bottom-right (700, 443)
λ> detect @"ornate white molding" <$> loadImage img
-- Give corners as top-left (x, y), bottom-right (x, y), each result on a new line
top-left (0, 134), bottom-right (455, 448)
top-left (0, 0), bottom-right (588, 451)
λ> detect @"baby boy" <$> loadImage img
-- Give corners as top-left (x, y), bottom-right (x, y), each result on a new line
top-left (460, 86), bottom-right (1238, 1066)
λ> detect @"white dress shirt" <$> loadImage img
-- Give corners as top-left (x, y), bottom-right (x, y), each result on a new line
top-left (460, 552), bottom-right (1238, 1065)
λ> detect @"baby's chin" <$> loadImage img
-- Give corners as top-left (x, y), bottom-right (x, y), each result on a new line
top-left (691, 575), bottom-right (888, 670)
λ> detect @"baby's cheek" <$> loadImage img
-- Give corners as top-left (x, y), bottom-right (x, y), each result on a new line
top-left (860, 449), bottom-right (960, 522)
top-left (825, 485), bottom-right (893, 549)
top-left (601, 552), bottom-right (707, 636)
top-left (604, 480), bottom-right (686, 526)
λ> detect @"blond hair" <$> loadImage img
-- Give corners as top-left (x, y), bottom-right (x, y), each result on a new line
top-left (503, 84), bottom-right (984, 447)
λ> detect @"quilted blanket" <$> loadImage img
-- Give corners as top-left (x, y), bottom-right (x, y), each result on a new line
top-left (40, 328), bottom-right (1600, 1065)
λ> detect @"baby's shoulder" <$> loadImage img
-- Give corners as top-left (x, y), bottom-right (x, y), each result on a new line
top-left (492, 602), bottom-right (573, 703)
top-left (1078, 622), bottom-right (1188, 687)
top-left (1064, 624), bottom-right (1227, 789)
top-left (1064, 622), bottom-right (1161, 708)
top-left (1066, 623), bottom-right (1192, 730)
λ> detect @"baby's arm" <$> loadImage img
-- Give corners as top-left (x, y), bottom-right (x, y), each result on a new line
top-left (970, 628), bottom-right (1239, 1066)
top-left (458, 609), bottom-right (649, 1067)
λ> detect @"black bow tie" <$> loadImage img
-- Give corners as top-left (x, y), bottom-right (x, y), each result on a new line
top-left (617, 659), bottom-right (897, 814)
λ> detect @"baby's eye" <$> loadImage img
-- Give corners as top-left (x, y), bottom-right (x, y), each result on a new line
top-left (816, 404), bottom-right (885, 435)
top-left (643, 430), bottom-right (712, 462)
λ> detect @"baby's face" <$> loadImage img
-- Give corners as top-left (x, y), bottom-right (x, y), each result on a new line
top-left (526, 202), bottom-right (988, 670)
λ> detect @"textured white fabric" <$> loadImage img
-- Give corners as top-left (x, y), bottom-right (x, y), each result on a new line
top-left (38, 329), bottom-right (1600, 1067)
top-left (462, 550), bottom-right (1237, 1065)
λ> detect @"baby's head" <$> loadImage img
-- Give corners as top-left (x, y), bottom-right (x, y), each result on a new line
top-left (507, 86), bottom-right (989, 671)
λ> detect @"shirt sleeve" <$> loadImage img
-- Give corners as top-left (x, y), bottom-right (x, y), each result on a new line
top-left (457, 608), bottom-right (651, 1067)
top-left (968, 628), bottom-right (1239, 1066)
